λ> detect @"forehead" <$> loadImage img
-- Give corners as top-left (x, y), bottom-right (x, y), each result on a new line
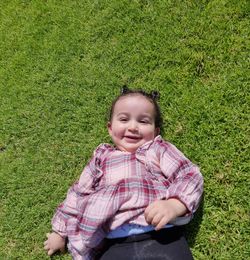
top-left (113, 94), bottom-right (155, 114)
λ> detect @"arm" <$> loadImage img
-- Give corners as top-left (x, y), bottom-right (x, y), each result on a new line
top-left (44, 145), bottom-right (106, 255)
top-left (51, 160), bottom-right (98, 237)
top-left (145, 139), bottom-right (203, 229)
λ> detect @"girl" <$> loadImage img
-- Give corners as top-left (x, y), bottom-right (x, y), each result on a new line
top-left (44, 87), bottom-right (203, 259)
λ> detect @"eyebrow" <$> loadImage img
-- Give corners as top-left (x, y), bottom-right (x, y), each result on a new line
top-left (116, 113), bottom-right (153, 120)
top-left (116, 112), bottom-right (129, 117)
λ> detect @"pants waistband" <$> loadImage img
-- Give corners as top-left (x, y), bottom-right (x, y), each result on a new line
top-left (105, 226), bottom-right (183, 244)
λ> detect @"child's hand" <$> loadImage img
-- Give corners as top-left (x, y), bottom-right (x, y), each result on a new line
top-left (144, 198), bottom-right (187, 230)
top-left (44, 232), bottom-right (66, 256)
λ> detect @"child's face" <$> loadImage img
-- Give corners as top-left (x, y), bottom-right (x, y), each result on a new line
top-left (108, 95), bottom-right (160, 152)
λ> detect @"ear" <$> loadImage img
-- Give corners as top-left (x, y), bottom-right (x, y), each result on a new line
top-left (155, 127), bottom-right (160, 136)
top-left (107, 122), bottom-right (112, 136)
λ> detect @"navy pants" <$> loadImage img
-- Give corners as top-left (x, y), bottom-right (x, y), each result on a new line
top-left (99, 227), bottom-right (193, 260)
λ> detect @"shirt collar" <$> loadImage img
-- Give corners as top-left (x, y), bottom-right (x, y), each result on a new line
top-left (104, 135), bottom-right (163, 154)
top-left (136, 135), bottom-right (162, 153)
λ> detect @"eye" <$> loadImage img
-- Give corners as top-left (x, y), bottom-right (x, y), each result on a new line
top-left (119, 117), bottom-right (128, 122)
top-left (139, 119), bottom-right (150, 124)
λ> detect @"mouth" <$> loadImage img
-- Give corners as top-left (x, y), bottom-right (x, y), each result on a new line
top-left (124, 135), bottom-right (141, 141)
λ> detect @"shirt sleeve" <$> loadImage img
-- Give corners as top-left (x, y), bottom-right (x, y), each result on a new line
top-left (51, 144), bottom-right (107, 237)
top-left (157, 139), bottom-right (204, 214)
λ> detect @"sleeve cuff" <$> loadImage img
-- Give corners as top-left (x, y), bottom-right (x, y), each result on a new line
top-left (169, 214), bottom-right (193, 226)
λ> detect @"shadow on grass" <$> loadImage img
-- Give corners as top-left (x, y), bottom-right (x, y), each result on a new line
top-left (185, 195), bottom-right (204, 247)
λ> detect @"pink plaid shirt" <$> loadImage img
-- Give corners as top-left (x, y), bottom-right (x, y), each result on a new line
top-left (52, 136), bottom-right (203, 259)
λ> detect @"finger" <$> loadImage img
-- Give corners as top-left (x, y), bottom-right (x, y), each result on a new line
top-left (155, 216), bottom-right (168, 231)
top-left (144, 208), bottom-right (150, 219)
top-left (145, 210), bottom-right (155, 224)
top-left (48, 249), bottom-right (55, 256)
top-left (145, 206), bottom-right (160, 224)
top-left (144, 201), bottom-right (158, 215)
top-left (44, 244), bottom-right (49, 250)
top-left (151, 213), bottom-right (162, 227)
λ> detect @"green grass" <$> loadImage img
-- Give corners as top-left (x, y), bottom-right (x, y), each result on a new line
top-left (0, 0), bottom-right (249, 259)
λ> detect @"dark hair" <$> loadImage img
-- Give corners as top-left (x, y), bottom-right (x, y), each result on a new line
top-left (109, 86), bottom-right (163, 131)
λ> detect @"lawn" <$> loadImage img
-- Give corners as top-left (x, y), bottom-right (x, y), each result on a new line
top-left (0, 0), bottom-right (249, 259)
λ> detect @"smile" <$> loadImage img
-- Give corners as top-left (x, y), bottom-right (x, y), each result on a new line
top-left (124, 135), bottom-right (141, 142)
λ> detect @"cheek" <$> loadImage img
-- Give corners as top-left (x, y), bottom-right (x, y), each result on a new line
top-left (145, 127), bottom-right (157, 138)
top-left (112, 125), bottom-right (124, 136)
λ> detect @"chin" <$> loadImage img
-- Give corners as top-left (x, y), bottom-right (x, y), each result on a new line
top-left (124, 145), bottom-right (140, 153)
top-left (117, 142), bottom-right (141, 152)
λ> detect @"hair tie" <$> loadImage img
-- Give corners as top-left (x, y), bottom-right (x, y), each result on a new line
top-left (151, 91), bottom-right (160, 100)
top-left (121, 85), bottom-right (130, 94)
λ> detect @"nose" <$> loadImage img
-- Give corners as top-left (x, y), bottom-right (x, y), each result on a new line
top-left (128, 120), bottom-right (138, 132)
